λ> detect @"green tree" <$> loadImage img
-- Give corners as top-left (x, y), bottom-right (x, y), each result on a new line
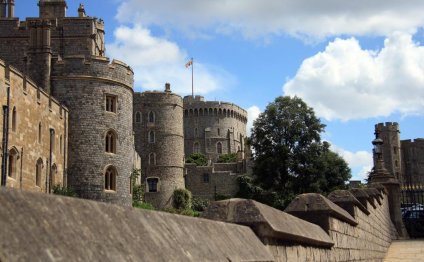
top-left (241, 96), bottom-right (351, 209)
top-left (185, 153), bottom-right (208, 166)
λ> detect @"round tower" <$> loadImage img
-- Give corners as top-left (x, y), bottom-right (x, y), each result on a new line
top-left (51, 56), bottom-right (134, 206)
top-left (374, 122), bottom-right (402, 183)
top-left (183, 96), bottom-right (248, 162)
top-left (133, 84), bottom-right (184, 208)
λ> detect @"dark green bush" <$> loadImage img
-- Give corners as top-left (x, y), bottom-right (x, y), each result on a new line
top-left (217, 153), bottom-right (238, 163)
top-left (52, 185), bottom-right (77, 197)
top-left (192, 197), bottom-right (210, 211)
top-left (185, 153), bottom-right (208, 166)
top-left (172, 188), bottom-right (192, 210)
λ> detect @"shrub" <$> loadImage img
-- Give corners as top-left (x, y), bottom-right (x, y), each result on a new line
top-left (217, 153), bottom-right (238, 163)
top-left (192, 197), bottom-right (210, 212)
top-left (185, 153), bottom-right (208, 166)
top-left (172, 188), bottom-right (192, 210)
top-left (133, 201), bottom-right (155, 210)
top-left (52, 185), bottom-right (77, 197)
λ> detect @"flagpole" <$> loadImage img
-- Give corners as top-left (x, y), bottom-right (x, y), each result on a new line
top-left (191, 57), bottom-right (194, 98)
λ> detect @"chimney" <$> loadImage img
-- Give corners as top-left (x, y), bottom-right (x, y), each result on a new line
top-left (165, 83), bottom-right (171, 93)
top-left (7, 0), bottom-right (13, 18)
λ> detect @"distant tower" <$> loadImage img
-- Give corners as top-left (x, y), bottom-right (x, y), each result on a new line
top-left (133, 84), bottom-right (185, 208)
top-left (374, 122), bottom-right (402, 183)
top-left (183, 96), bottom-right (248, 162)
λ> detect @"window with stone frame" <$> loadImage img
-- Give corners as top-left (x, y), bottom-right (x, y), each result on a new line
top-left (193, 142), bottom-right (200, 153)
top-left (105, 130), bottom-right (117, 153)
top-left (203, 173), bottom-right (210, 183)
top-left (36, 158), bottom-right (43, 187)
top-left (146, 177), bottom-right (159, 192)
top-left (105, 94), bottom-right (117, 113)
top-left (149, 152), bottom-right (156, 165)
top-left (135, 111), bottom-right (141, 123)
top-left (38, 123), bottom-right (42, 144)
top-left (11, 106), bottom-right (17, 132)
top-left (148, 111), bottom-right (155, 123)
top-left (51, 164), bottom-right (57, 189)
top-left (217, 142), bottom-right (223, 154)
top-left (105, 166), bottom-right (117, 191)
top-left (148, 130), bottom-right (155, 143)
top-left (8, 148), bottom-right (19, 179)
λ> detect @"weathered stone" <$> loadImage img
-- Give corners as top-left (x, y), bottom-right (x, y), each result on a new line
top-left (328, 190), bottom-right (368, 217)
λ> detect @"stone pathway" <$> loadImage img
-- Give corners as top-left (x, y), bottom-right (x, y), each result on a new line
top-left (384, 240), bottom-right (424, 261)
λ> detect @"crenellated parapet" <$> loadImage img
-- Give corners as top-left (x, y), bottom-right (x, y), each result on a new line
top-left (51, 56), bottom-right (134, 90)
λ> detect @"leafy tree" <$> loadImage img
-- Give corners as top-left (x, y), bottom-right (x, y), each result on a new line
top-left (185, 153), bottom-right (208, 166)
top-left (240, 96), bottom-right (351, 209)
top-left (217, 153), bottom-right (238, 163)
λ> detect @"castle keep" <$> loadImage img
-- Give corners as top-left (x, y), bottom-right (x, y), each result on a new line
top-left (0, 0), bottom-right (134, 206)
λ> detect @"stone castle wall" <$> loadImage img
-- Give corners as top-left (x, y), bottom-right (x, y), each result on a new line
top-left (0, 59), bottom-right (68, 192)
top-left (51, 56), bottom-right (134, 206)
top-left (133, 88), bottom-right (185, 208)
top-left (400, 138), bottom-right (424, 185)
top-left (183, 95), bottom-right (247, 162)
top-left (184, 163), bottom-right (241, 200)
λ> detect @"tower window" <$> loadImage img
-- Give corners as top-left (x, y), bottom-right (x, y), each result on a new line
top-left (105, 95), bottom-right (117, 112)
top-left (135, 112), bottom-right (141, 123)
top-left (105, 130), bottom-right (117, 153)
top-left (203, 173), bottom-right (210, 183)
top-left (11, 107), bottom-right (17, 132)
top-left (148, 111), bottom-right (155, 123)
top-left (8, 148), bottom-right (19, 179)
top-left (146, 177), bottom-right (159, 192)
top-left (217, 142), bottom-right (222, 154)
top-left (38, 123), bottom-right (42, 143)
top-left (193, 142), bottom-right (200, 153)
top-left (148, 131), bottom-right (155, 143)
top-left (105, 166), bottom-right (117, 191)
top-left (149, 153), bottom-right (156, 165)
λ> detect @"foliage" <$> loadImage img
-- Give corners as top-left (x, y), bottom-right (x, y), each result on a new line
top-left (239, 96), bottom-right (351, 210)
top-left (162, 207), bottom-right (200, 217)
top-left (217, 153), bottom-right (238, 163)
top-left (192, 197), bottom-right (210, 212)
top-left (215, 194), bottom-right (231, 201)
top-left (185, 153), bottom-right (208, 166)
top-left (130, 168), bottom-right (145, 206)
top-left (52, 185), bottom-right (77, 197)
top-left (133, 201), bottom-right (155, 210)
top-left (172, 188), bottom-right (192, 210)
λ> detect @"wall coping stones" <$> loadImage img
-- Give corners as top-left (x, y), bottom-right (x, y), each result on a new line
top-left (327, 190), bottom-right (369, 217)
top-left (285, 193), bottom-right (358, 233)
top-left (0, 188), bottom-right (274, 262)
top-left (363, 188), bottom-right (383, 205)
top-left (201, 198), bottom-right (334, 248)
top-left (369, 183), bottom-right (387, 195)
top-left (349, 188), bottom-right (372, 210)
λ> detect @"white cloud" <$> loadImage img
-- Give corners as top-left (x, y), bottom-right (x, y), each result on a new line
top-left (115, 0), bottom-right (424, 39)
top-left (329, 143), bottom-right (373, 181)
top-left (284, 32), bottom-right (424, 121)
top-left (106, 25), bottom-right (234, 94)
top-left (246, 105), bottom-right (261, 136)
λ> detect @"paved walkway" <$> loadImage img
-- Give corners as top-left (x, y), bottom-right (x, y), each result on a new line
top-left (384, 240), bottom-right (424, 261)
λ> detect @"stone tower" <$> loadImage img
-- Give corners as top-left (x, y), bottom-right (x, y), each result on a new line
top-left (0, 0), bottom-right (134, 206)
top-left (183, 96), bottom-right (248, 162)
top-left (374, 122), bottom-right (402, 183)
top-left (133, 84), bottom-right (184, 208)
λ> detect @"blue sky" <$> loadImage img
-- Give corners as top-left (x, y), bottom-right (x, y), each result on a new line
top-left (16, 1), bottom-right (424, 181)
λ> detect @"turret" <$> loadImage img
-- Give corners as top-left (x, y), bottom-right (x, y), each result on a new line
top-left (38, 0), bottom-right (67, 19)
top-left (7, 0), bottom-right (13, 17)
top-left (0, 0), bottom-right (6, 17)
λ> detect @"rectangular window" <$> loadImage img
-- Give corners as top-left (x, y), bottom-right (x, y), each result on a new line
top-left (105, 95), bottom-right (117, 112)
top-left (203, 173), bottom-right (210, 183)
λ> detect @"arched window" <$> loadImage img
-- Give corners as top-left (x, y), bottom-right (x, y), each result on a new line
top-left (149, 153), bottom-right (156, 165)
top-left (36, 158), bottom-right (43, 187)
top-left (194, 128), bottom-right (198, 138)
top-left (199, 108), bottom-right (203, 116)
top-left (194, 109), bottom-right (198, 116)
top-left (50, 129), bottom-right (55, 151)
top-left (135, 112), bottom-right (141, 123)
top-left (146, 177), bottom-right (159, 192)
top-left (148, 111), bottom-right (155, 123)
top-left (38, 122), bottom-right (42, 144)
top-left (217, 128), bottom-right (220, 136)
top-left (8, 148), bottom-right (19, 179)
top-left (51, 164), bottom-right (57, 188)
top-left (11, 107), bottom-right (17, 132)
top-left (184, 110), bottom-right (188, 117)
top-left (193, 142), bottom-right (200, 153)
top-left (217, 142), bottom-right (222, 154)
top-left (148, 131), bottom-right (155, 143)
top-left (105, 130), bottom-right (117, 153)
top-left (105, 166), bottom-right (117, 191)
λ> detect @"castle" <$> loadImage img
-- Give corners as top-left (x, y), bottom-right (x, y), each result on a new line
top-left (374, 122), bottom-right (424, 186)
top-left (0, 0), bottom-right (248, 208)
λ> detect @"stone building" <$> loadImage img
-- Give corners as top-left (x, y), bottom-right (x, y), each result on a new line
top-left (374, 122), bottom-right (424, 186)
top-left (0, 59), bottom-right (68, 192)
top-left (183, 95), bottom-right (248, 162)
top-left (133, 84), bottom-right (185, 208)
top-left (0, 0), bottom-right (134, 206)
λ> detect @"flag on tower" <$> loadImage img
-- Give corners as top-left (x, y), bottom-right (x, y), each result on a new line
top-left (185, 58), bottom-right (193, 68)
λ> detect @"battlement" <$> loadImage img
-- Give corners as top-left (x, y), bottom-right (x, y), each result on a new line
top-left (375, 122), bottom-right (400, 132)
top-left (183, 97), bottom-right (248, 124)
top-left (401, 138), bottom-right (424, 144)
top-left (51, 56), bottom-right (134, 89)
